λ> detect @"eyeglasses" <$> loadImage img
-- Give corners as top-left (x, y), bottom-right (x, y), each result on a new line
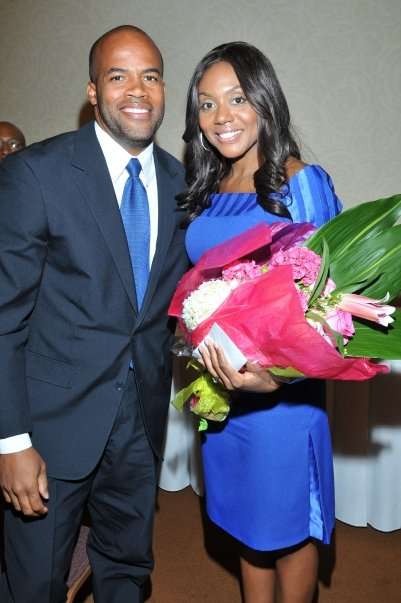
top-left (0, 139), bottom-right (24, 152)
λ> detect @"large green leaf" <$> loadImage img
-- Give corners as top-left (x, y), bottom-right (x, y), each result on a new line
top-left (330, 225), bottom-right (401, 300)
top-left (306, 195), bottom-right (401, 260)
top-left (345, 309), bottom-right (401, 359)
top-left (308, 238), bottom-right (330, 307)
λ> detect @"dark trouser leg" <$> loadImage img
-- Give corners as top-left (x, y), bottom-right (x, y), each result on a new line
top-left (1, 476), bottom-right (89, 603)
top-left (87, 370), bottom-right (157, 603)
top-left (1, 371), bottom-right (157, 603)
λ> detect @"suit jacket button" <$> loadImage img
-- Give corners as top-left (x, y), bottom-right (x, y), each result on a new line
top-left (115, 382), bottom-right (124, 391)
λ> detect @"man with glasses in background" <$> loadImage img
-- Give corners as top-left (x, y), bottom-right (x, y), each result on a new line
top-left (0, 121), bottom-right (25, 161)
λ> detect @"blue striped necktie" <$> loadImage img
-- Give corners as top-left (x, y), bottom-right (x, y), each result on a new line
top-left (120, 158), bottom-right (150, 309)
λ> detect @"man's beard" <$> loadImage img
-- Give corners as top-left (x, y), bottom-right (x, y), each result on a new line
top-left (98, 105), bottom-right (164, 151)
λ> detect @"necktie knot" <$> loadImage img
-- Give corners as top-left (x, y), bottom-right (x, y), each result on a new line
top-left (126, 157), bottom-right (142, 180)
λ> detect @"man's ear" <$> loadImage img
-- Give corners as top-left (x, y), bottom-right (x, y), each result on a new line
top-left (87, 81), bottom-right (97, 107)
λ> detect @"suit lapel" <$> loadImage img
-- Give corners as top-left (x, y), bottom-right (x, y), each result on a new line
top-left (70, 123), bottom-right (138, 312)
top-left (136, 145), bottom-right (180, 320)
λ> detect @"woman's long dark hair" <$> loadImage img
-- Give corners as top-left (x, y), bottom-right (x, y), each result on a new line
top-left (178, 42), bottom-right (300, 220)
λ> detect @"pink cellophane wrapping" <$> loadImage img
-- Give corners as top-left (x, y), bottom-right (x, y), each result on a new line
top-left (168, 223), bottom-right (388, 381)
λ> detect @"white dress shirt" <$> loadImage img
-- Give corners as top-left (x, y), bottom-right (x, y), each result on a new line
top-left (0, 122), bottom-right (159, 454)
top-left (94, 122), bottom-right (159, 265)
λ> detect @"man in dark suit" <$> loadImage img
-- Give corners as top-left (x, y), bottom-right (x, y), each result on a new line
top-left (0, 25), bottom-right (188, 602)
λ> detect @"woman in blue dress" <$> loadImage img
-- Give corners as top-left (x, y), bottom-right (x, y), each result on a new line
top-left (179, 42), bottom-right (342, 602)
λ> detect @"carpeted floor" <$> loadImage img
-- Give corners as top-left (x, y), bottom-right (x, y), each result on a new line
top-left (80, 487), bottom-right (401, 602)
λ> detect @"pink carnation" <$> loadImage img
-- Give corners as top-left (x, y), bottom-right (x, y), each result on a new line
top-left (270, 247), bottom-right (321, 286)
top-left (222, 261), bottom-right (263, 282)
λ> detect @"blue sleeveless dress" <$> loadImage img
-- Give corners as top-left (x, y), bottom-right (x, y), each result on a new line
top-left (185, 165), bottom-right (342, 551)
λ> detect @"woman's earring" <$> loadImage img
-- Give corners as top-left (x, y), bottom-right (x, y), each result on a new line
top-left (199, 131), bottom-right (210, 151)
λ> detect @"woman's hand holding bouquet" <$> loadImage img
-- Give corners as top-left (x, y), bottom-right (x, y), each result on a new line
top-left (198, 340), bottom-right (281, 392)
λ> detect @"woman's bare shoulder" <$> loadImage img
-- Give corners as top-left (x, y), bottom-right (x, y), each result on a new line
top-left (285, 156), bottom-right (307, 179)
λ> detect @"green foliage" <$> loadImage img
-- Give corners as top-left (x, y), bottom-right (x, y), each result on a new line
top-left (269, 366), bottom-right (305, 379)
top-left (308, 238), bottom-right (330, 307)
top-left (330, 225), bottom-right (401, 299)
top-left (345, 309), bottom-right (401, 359)
top-left (172, 372), bottom-right (230, 423)
top-left (306, 195), bottom-right (401, 301)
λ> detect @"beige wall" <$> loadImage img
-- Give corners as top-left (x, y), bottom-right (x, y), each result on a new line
top-left (0, 0), bottom-right (399, 206)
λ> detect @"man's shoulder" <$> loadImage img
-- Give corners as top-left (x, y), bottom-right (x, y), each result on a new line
top-left (10, 133), bottom-right (75, 178)
top-left (0, 130), bottom-right (79, 181)
top-left (20, 124), bottom-right (94, 163)
top-left (24, 129), bottom-right (77, 157)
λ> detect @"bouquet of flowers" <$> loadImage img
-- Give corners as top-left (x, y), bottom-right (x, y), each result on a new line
top-left (168, 195), bottom-right (401, 428)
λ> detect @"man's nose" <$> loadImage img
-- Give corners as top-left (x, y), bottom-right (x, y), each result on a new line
top-left (126, 76), bottom-right (147, 98)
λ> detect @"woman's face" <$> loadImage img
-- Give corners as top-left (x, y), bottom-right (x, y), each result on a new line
top-left (197, 61), bottom-right (259, 163)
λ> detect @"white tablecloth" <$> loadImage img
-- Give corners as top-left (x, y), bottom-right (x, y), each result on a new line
top-left (159, 358), bottom-right (203, 495)
top-left (329, 360), bottom-right (401, 532)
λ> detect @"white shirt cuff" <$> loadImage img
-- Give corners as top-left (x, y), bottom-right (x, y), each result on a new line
top-left (0, 433), bottom-right (32, 454)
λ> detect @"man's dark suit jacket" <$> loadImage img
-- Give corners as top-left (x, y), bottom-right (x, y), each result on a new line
top-left (0, 122), bottom-right (189, 479)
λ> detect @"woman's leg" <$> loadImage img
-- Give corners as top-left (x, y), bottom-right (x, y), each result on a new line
top-left (275, 541), bottom-right (318, 603)
top-left (240, 549), bottom-right (276, 603)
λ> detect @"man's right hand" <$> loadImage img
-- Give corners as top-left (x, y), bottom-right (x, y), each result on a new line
top-left (0, 447), bottom-right (49, 516)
